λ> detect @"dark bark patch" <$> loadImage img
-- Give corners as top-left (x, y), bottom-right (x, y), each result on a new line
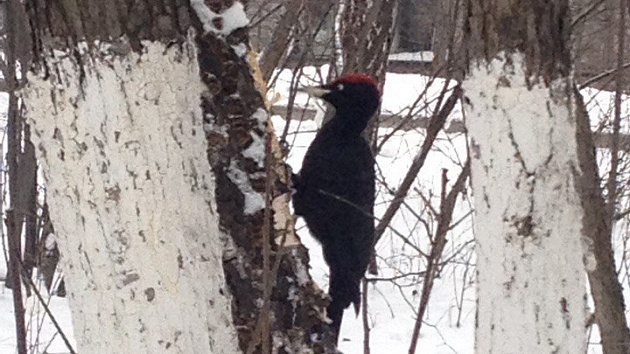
top-left (515, 215), bottom-right (533, 236)
top-left (194, 7), bottom-right (337, 350)
top-left (144, 287), bottom-right (155, 302)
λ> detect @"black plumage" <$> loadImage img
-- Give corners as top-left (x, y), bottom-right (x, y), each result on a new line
top-left (292, 73), bottom-right (379, 341)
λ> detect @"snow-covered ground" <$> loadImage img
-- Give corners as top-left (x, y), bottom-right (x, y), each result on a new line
top-left (0, 288), bottom-right (74, 354)
top-left (1, 67), bottom-right (629, 353)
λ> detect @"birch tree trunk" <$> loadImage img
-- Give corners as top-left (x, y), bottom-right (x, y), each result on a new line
top-left (463, 1), bottom-right (586, 352)
top-left (18, 0), bottom-right (335, 352)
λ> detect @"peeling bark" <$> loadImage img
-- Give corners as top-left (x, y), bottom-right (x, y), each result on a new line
top-left (194, 3), bottom-right (337, 351)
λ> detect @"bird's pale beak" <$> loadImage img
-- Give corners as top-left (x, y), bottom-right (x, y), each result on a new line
top-left (299, 86), bottom-right (331, 98)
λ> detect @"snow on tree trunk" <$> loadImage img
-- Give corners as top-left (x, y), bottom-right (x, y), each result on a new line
top-left (22, 37), bottom-right (240, 353)
top-left (464, 53), bottom-right (586, 353)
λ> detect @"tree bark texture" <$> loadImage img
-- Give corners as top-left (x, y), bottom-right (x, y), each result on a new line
top-left (24, 35), bottom-right (241, 354)
top-left (466, 2), bottom-right (630, 353)
top-left (466, 55), bottom-right (587, 354)
top-left (195, 2), bottom-right (337, 352)
top-left (465, 1), bottom-right (588, 352)
top-left (465, 0), bottom-right (571, 83)
top-left (341, 0), bottom-right (397, 88)
top-left (21, 0), bottom-right (336, 352)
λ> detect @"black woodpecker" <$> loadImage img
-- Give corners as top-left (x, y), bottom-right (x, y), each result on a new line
top-left (292, 73), bottom-right (379, 342)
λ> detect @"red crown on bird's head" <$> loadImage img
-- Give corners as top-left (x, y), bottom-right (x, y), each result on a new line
top-left (331, 72), bottom-right (379, 90)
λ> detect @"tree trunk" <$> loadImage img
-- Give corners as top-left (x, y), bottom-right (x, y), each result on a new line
top-left (464, 1), bottom-right (586, 352)
top-left (20, 0), bottom-right (335, 352)
top-left (20, 124), bottom-right (39, 297)
top-left (24, 31), bottom-right (241, 354)
top-left (340, 0), bottom-right (397, 87)
top-left (574, 86), bottom-right (630, 353)
top-left (5, 0), bottom-right (28, 352)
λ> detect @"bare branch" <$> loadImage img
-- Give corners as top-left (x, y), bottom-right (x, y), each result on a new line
top-left (373, 85), bottom-right (463, 246)
top-left (408, 160), bottom-right (470, 354)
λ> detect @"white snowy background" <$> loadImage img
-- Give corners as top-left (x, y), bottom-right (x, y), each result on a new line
top-left (0, 66), bottom-right (628, 353)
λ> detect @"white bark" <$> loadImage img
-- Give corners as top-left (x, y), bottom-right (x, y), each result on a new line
top-left (464, 54), bottom-right (586, 353)
top-left (21, 37), bottom-right (240, 353)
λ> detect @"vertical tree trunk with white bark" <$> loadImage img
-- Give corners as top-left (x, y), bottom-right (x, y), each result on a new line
top-left (19, 0), bottom-right (336, 352)
top-left (464, 1), bottom-right (586, 352)
top-left (24, 33), bottom-right (240, 354)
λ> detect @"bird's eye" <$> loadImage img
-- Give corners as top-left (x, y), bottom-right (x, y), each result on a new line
top-left (337, 84), bottom-right (344, 91)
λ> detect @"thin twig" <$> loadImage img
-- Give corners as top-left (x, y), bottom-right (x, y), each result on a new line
top-left (5, 0), bottom-right (27, 351)
top-left (606, 0), bottom-right (626, 228)
top-left (579, 61), bottom-right (630, 89)
top-left (362, 278), bottom-right (370, 354)
top-left (374, 85), bottom-right (463, 246)
top-left (18, 258), bottom-right (76, 354)
top-left (571, 0), bottom-right (606, 29)
top-left (407, 160), bottom-right (469, 354)
top-left (261, 98), bottom-right (276, 354)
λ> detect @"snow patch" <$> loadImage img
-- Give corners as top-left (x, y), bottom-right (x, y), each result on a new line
top-left (292, 248), bottom-right (310, 286)
top-left (242, 131), bottom-right (265, 168)
top-left (252, 107), bottom-right (268, 131)
top-left (231, 43), bottom-right (248, 58)
top-left (44, 233), bottom-right (58, 253)
top-left (242, 109), bottom-right (268, 168)
top-left (388, 51), bottom-right (434, 62)
top-left (190, 0), bottom-right (249, 36)
top-left (226, 160), bottom-right (264, 215)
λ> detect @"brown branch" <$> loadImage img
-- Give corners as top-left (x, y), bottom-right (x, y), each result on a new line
top-left (362, 278), bottom-right (370, 354)
top-left (5, 210), bottom-right (26, 354)
top-left (579, 61), bottom-right (630, 89)
top-left (407, 160), bottom-right (470, 354)
top-left (5, 0), bottom-right (27, 352)
top-left (261, 118), bottom-right (275, 353)
top-left (373, 85), bottom-right (463, 246)
top-left (606, 0), bottom-right (627, 229)
top-left (574, 85), bottom-right (630, 353)
top-left (15, 255), bottom-right (76, 354)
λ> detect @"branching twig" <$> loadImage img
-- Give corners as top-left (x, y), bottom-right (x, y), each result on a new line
top-left (571, 0), bottom-right (606, 29)
top-left (579, 61), bottom-right (630, 89)
top-left (606, 0), bottom-right (627, 228)
top-left (374, 85), bottom-right (463, 246)
top-left (18, 258), bottom-right (76, 354)
top-left (408, 160), bottom-right (470, 354)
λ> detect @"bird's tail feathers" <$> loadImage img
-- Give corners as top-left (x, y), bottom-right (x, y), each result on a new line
top-left (328, 270), bottom-right (362, 338)
top-left (353, 297), bottom-right (360, 316)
